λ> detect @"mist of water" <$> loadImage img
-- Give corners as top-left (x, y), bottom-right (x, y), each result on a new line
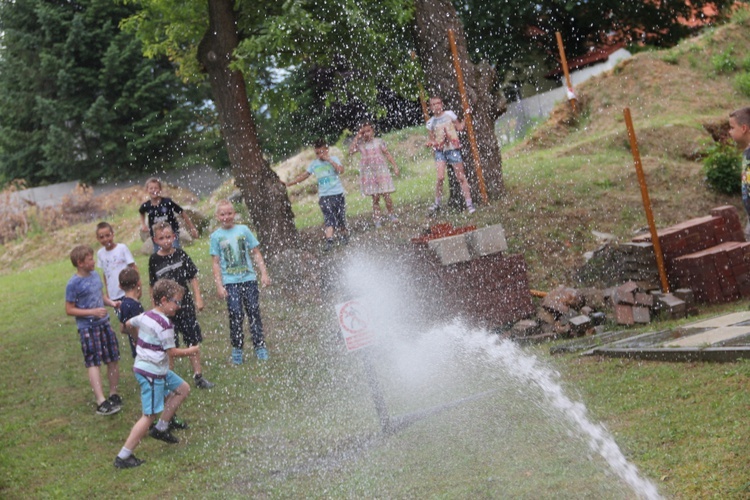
top-left (339, 250), bottom-right (663, 499)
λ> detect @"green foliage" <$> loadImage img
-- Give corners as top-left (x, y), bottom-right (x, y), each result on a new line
top-left (712, 46), bottom-right (737, 73)
top-left (702, 142), bottom-right (742, 195)
top-left (0, 0), bottom-right (225, 186)
top-left (735, 71), bottom-right (750, 97)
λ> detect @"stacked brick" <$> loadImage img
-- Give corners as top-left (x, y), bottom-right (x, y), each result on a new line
top-left (632, 205), bottom-right (750, 304)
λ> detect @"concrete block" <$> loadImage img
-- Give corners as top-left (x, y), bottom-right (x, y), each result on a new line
top-left (511, 319), bottom-right (540, 337)
top-left (466, 224), bottom-right (508, 256)
top-left (427, 233), bottom-right (472, 265)
top-left (569, 315), bottom-right (592, 335)
top-left (615, 304), bottom-right (634, 325)
top-left (657, 293), bottom-right (686, 319)
top-left (632, 306), bottom-right (651, 324)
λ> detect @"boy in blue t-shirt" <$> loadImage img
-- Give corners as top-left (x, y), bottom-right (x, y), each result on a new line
top-left (284, 138), bottom-right (349, 251)
top-left (65, 245), bottom-right (122, 416)
top-left (210, 200), bottom-right (271, 364)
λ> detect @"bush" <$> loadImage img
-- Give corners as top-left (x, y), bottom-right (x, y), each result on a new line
top-left (712, 47), bottom-right (737, 74)
top-left (702, 143), bottom-right (742, 195)
top-left (735, 71), bottom-right (750, 97)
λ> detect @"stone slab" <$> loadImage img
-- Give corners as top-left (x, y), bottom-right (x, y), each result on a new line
top-left (466, 224), bottom-right (508, 256)
top-left (665, 325), bottom-right (750, 347)
top-left (427, 233), bottom-right (472, 265)
top-left (683, 311), bottom-right (750, 329)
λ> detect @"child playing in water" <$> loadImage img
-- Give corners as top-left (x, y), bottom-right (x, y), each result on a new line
top-left (729, 106), bottom-right (750, 231)
top-left (425, 96), bottom-right (476, 214)
top-left (139, 177), bottom-right (199, 253)
top-left (113, 279), bottom-right (198, 469)
top-left (349, 122), bottom-right (400, 228)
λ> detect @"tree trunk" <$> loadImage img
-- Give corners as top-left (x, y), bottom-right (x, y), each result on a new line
top-left (413, 0), bottom-right (506, 204)
top-left (198, 0), bottom-right (298, 253)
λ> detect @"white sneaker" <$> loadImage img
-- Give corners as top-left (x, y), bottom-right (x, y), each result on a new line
top-left (467, 205), bottom-right (476, 214)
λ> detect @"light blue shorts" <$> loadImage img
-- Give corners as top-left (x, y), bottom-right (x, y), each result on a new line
top-left (434, 148), bottom-right (463, 164)
top-left (135, 371), bottom-right (185, 416)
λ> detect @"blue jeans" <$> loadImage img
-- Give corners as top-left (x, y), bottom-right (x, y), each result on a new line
top-left (225, 281), bottom-right (264, 349)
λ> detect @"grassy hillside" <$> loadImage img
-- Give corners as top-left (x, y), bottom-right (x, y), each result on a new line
top-left (1, 9), bottom-right (750, 499)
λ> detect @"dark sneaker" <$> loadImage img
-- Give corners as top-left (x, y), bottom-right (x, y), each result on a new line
top-left (194, 375), bottom-right (215, 389)
top-left (96, 399), bottom-right (121, 416)
top-left (169, 416), bottom-right (189, 430)
top-left (108, 394), bottom-right (123, 407)
top-left (324, 239), bottom-right (333, 252)
top-left (114, 454), bottom-right (144, 469)
top-left (149, 426), bottom-right (180, 444)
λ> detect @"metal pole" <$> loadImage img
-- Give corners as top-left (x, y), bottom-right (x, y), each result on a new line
top-left (555, 32), bottom-right (577, 113)
top-left (447, 29), bottom-right (488, 205)
top-left (623, 108), bottom-right (670, 293)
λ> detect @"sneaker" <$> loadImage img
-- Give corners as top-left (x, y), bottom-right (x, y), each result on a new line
top-left (427, 203), bottom-right (441, 215)
top-left (96, 399), bottom-right (121, 416)
top-left (467, 205), bottom-right (476, 214)
top-left (374, 219), bottom-right (382, 228)
top-left (340, 233), bottom-right (350, 245)
top-left (323, 239), bottom-right (333, 252)
top-left (108, 394), bottom-right (123, 407)
top-left (194, 375), bottom-right (215, 389)
top-left (149, 426), bottom-right (179, 444)
top-left (169, 416), bottom-right (189, 430)
top-left (232, 347), bottom-right (244, 365)
top-left (114, 454), bottom-right (144, 469)
top-left (388, 214), bottom-right (399, 223)
top-left (255, 347), bottom-right (269, 360)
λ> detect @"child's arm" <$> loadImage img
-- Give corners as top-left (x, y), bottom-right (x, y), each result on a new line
top-left (190, 276), bottom-right (204, 311)
top-left (325, 154), bottom-right (344, 174)
top-left (426, 128), bottom-right (439, 149)
top-left (66, 301), bottom-right (107, 319)
top-left (212, 255), bottom-right (228, 299)
top-left (180, 211), bottom-right (200, 239)
top-left (453, 117), bottom-right (465, 132)
top-left (251, 247), bottom-right (271, 287)
top-left (139, 212), bottom-right (148, 233)
top-left (382, 148), bottom-right (400, 177)
top-left (348, 133), bottom-right (360, 155)
top-left (166, 345), bottom-right (200, 359)
top-left (284, 171), bottom-right (311, 187)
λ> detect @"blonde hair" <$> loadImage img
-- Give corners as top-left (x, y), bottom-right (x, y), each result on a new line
top-left (152, 221), bottom-right (173, 237)
top-left (215, 199), bottom-right (234, 213)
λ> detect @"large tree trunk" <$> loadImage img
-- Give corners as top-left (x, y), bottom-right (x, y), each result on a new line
top-left (198, 0), bottom-right (298, 253)
top-left (413, 0), bottom-right (506, 205)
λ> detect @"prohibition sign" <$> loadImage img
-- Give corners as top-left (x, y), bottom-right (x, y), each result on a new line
top-left (338, 300), bottom-right (369, 334)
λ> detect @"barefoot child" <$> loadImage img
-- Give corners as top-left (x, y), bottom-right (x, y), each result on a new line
top-left (425, 96), bottom-right (476, 214)
top-left (349, 122), bottom-right (400, 228)
top-left (114, 279), bottom-right (198, 469)
top-left (65, 245), bottom-right (122, 415)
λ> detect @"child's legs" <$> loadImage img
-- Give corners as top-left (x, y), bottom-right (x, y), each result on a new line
top-left (451, 162), bottom-right (473, 204)
top-left (743, 183), bottom-right (750, 219)
top-left (123, 414), bottom-right (155, 451)
top-left (434, 161), bottom-right (447, 199)
top-left (240, 281), bottom-right (265, 348)
top-left (87, 365), bottom-right (106, 404)
top-left (161, 374), bottom-right (190, 422)
top-left (174, 303), bottom-right (204, 375)
top-left (324, 226), bottom-right (335, 239)
top-left (371, 194), bottom-right (382, 217)
top-left (382, 193), bottom-right (394, 213)
top-left (225, 283), bottom-right (246, 349)
top-left (106, 361), bottom-right (119, 397)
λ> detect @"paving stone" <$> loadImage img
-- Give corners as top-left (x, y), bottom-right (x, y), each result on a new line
top-left (632, 306), bottom-right (651, 324)
top-left (427, 233), bottom-right (471, 265)
top-left (466, 224), bottom-right (508, 257)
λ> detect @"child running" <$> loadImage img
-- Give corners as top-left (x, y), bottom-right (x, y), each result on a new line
top-left (425, 95), bottom-right (476, 214)
top-left (114, 279), bottom-right (198, 469)
top-left (65, 245), bottom-right (122, 416)
top-left (285, 139), bottom-right (349, 251)
top-left (349, 121), bottom-right (400, 228)
top-left (210, 200), bottom-right (271, 364)
top-left (139, 177), bottom-right (199, 253)
top-left (149, 222), bottom-right (214, 389)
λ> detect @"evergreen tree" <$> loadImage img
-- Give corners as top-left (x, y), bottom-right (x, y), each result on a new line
top-left (0, 0), bottom-right (220, 186)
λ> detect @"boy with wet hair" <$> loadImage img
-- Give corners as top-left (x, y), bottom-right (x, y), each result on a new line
top-left (138, 177), bottom-right (199, 253)
top-left (65, 245), bottom-right (122, 416)
top-left (729, 106), bottom-right (750, 229)
top-left (284, 138), bottom-right (349, 251)
top-left (148, 221), bottom-right (214, 389)
top-left (95, 221), bottom-right (137, 306)
top-left (114, 279), bottom-right (199, 469)
top-left (210, 200), bottom-right (272, 364)
top-left (425, 95), bottom-right (475, 215)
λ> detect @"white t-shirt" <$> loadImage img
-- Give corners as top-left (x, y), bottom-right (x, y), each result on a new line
top-left (96, 243), bottom-right (135, 300)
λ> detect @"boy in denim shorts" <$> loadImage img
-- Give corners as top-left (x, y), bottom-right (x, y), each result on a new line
top-left (284, 138), bottom-right (349, 251)
top-left (425, 96), bottom-right (476, 214)
top-left (114, 279), bottom-right (199, 469)
top-left (65, 245), bottom-right (122, 416)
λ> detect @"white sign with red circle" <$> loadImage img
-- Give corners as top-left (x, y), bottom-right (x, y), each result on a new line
top-left (336, 299), bottom-right (376, 352)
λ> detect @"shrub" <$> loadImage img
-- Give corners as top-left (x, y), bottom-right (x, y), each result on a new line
top-left (712, 47), bottom-right (737, 74)
top-left (735, 71), bottom-right (750, 97)
top-left (702, 143), bottom-right (742, 195)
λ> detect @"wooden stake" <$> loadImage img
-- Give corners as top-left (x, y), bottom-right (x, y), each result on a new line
top-left (555, 32), bottom-right (577, 113)
top-left (410, 51), bottom-right (430, 124)
top-left (623, 108), bottom-right (670, 293)
top-left (447, 29), bottom-right (488, 205)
